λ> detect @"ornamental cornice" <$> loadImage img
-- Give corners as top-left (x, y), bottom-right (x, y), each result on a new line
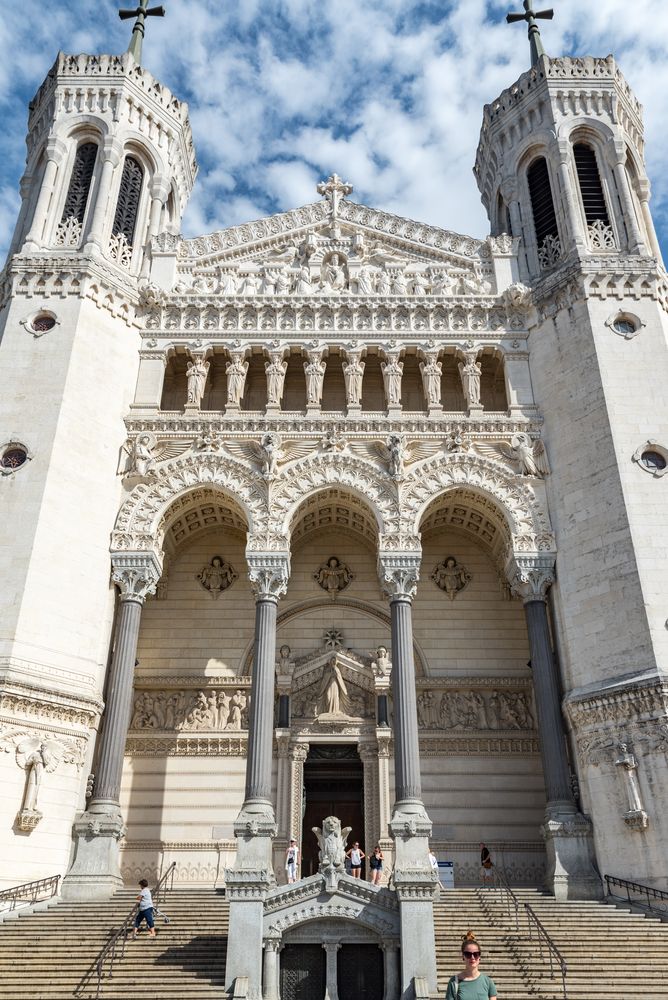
top-left (419, 735), bottom-right (540, 755)
top-left (133, 676), bottom-right (252, 690)
top-left (574, 717), bottom-right (668, 767)
top-left (0, 686), bottom-right (101, 733)
top-left (506, 553), bottom-right (556, 602)
top-left (565, 676), bottom-right (668, 739)
top-left (125, 735), bottom-right (248, 756)
top-left (142, 296), bottom-right (527, 337)
top-left (120, 839), bottom-right (237, 851)
top-left (528, 255), bottom-right (668, 320)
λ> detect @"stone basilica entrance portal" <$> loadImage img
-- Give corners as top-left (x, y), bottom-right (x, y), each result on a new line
top-left (301, 746), bottom-right (364, 878)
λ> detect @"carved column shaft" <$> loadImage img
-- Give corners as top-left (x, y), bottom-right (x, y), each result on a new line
top-left (524, 599), bottom-right (573, 806)
top-left (84, 142), bottom-right (121, 251)
top-left (263, 940), bottom-right (280, 1000)
top-left (391, 597), bottom-right (422, 802)
top-left (246, 597), bottom-right (279, 803)
top-left (613, 159), bottom-right (644, 252)
top-left (323, 942), bottom-right (340, 1000)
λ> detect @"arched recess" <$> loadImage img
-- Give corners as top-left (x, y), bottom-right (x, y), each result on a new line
top-left (112, 455), bottom-right (268, 555)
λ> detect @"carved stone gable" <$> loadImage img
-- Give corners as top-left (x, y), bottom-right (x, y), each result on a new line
top-left (290, 650), bottom-right (376, 722)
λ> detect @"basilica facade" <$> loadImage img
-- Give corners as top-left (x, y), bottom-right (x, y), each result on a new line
top-left (0, 17), bottom-right (667, 1000)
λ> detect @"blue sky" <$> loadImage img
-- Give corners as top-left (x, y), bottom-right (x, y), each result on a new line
top-left (2, 0), bottom-right (668, 263)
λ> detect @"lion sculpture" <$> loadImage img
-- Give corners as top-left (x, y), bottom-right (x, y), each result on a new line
top-left (312, 815), bottom-right (352, 875)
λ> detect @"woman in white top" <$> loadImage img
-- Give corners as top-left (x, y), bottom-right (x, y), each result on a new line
top-left (285, 838), bottom-right (300, 883)
top-left (133, 878), bottom-right (156, 939)
top-left (346, 842), bottom-right (366, 879)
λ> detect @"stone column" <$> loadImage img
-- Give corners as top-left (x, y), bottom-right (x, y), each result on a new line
top-left (509, 554), bottom-right (601, 900)
top-left (554, 141), bottom-right (586, 250)
top-left (378, 551), bottom-right (437, 995)
top-left (608, 142), bottom-right (645, 253)
top-left (262, 938), bottom-right (281, 1000)
top-left (23, 136), bottom-right (68, 251)
top-left (225, 551), bottom-right (289, 998)
top-left (274, 731), bottom-right (291, 871)
top-left (140, 176), bottom-right (169, 279)
top-left (62, 553), bottom-right (160, 899)
top-left (83, 138), bottom-right (123, 253)
top-left (288, 743), bottom-right (309, 869)
top-left (637, 178), bottom-right (664, 262)
top-left (382, 942), bottom-right (401, 1000)
top-left (323, 941), bottom-right (341, 1000)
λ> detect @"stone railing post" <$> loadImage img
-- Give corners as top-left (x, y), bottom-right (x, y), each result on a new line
top-left (509, 554), bottom-right (601, 900)
top-left (62, 552), bottom-right (161, 899)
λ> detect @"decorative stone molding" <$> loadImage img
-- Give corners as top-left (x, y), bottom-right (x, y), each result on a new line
top-left (125, 735), bottom-right (248, 756)
top-left (377, 552), bottom-right (421, 601)
top-left (506, 554), bottom-right (555, 603)
top-left (247, 552), bottom-right (290, 602)
top-left (419, 735), bottom-right (539, 755)
top-left (111, 552), bottom-right (162, 602)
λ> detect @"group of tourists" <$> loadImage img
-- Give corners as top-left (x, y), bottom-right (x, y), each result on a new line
top-left (284, 837), bottom-right (385, 883)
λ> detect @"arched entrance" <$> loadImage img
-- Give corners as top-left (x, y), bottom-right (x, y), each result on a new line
top-left (301, 744), bottom-right (364, 877)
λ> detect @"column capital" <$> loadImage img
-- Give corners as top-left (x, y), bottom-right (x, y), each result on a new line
top-left (378, 552), bottom-right (421, 602)
top-left (247, 551), bottom-right (290, 602)
top-left (111, 552), bottom-right (162, 603)
top-left (506, 554), bottom-right (555, 604)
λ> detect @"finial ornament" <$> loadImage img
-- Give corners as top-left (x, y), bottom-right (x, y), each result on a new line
top-left (506, 0), bottom-right (554, 67)
top-left (119, 0), bottom-right (166, 64)
top-left (317, 174), bottom-right (353, 219)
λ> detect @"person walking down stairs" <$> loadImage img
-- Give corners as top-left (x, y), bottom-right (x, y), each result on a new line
top-left (132, 879), bottom-right (156, 939)
top-left (445, 930), bottom-right (497, 1000)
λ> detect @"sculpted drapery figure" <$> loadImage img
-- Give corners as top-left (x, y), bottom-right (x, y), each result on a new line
top-left (317, 658), bottom-right (351, 716)
top-left (357, 266), bottom-right (376, 295)
top-left (419, 356), bottom-right (443, 406)
top-left (219, 270), bottom-right (239, 295)
top-left (304, 354), bottom-right (326, 405)
top-left (458, 353), bottom-right (482, 407)
top-left (342, 355), bottom-right (365, 405)
top-left (131, 432), bottom-right (156, 476)
top-left (196, 556), bottom-right (238, 596)
top-left (186, 356), bottom-right (210, 405)
top-left (225, 355), bottom-right (249, 406)
top-left (320, 253), bottom-right (347, 292)
top-left (265, 355), bottom-right (288, 407)
top-left (295, 266), bottom-right (313, 295)
top-left (314, 556), bottom-right (354, 596)
top-left (376, 269), bottom-right (392, 296)
top-left (431, 556), bottom-right (472, 599)
top-left (381, 356), bottom-right (403, 407)
top-left (275, 269), bottom-right (293, 295)
top-left (392, 269), bottom-right (408, 295)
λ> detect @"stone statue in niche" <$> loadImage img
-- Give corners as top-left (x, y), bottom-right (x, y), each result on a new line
top-left (458, 353), bottom-right (482, 407)
top-left (317, 658), bottom-right (351, 716)
top-left (342, 355), bottom-right (365, 405)
top-left (219, 270), bottom-right (239, 295)
top-left (265, 355), bottom-right (288, 407)
top-left (196, 556), bottom-right (238, 597)
top-left (320, 252), bottom-right (348, 292)
top-left (419, 356), bottom-right (443, 406)
top-left (615, 743), bottom-right (649, 830)
top-left (186, 356), bottom-right (210, 406)
top-left (225, 355), bottom-right (249, 405)
top-left (304, 354), bottom-right (327, 405)
top-left (313, 557), bottom-right (354, 597)
top-left (381, 356), bottom-right (403, 407)
top-left (432, 556), bottom-right (472, 599)
top-left (371, 646), bottom-right (392, 679)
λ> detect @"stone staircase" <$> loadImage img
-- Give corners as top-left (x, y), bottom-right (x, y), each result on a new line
top-left (435, 887), bottom-right (668, 999)
top-left (2, 884), bottom-right (668, 998)
top-left (0, 888), bottom-right (228, 999)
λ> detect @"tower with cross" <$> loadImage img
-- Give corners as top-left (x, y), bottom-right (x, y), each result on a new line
top-left (119, 0), bottom-right (166, 64)
top-left (506, 0), bottom-right (554, 66)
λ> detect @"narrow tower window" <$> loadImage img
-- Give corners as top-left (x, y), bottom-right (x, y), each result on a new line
top-left (112, 156), bottom-right (144, 246)
top-left (573, 143), bottom-right (610, 226)
top-left (527, 158), bottom-right (558, 246)
top-left (55, 142), bottom-right (97, 247)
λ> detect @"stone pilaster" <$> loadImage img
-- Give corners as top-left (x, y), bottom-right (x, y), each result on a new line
top-left (62, 552), bottom-right (160, 899)
top-left (378, 551), bottom-right (437, 995)
top-left (323, 941), bottom-right (341, 1000)
top-left (509, 554), bottom-right (601, 900)
top-left (225, 551), bottom-right (289, 998)
top-left (382, 942), bottom-right (401, 1000)
top-left (262, 937), bottom-right (281, 1000)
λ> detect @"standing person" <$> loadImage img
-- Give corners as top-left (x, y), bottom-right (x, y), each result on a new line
top-left (346, 841), bottom-right (365, 878)
top-left (285, 838), bottom-right (300, 884)
top-left (480, 843), bottom-right (493, 886)
top-left (369, 845), bottom-right (384, 885)
top-left (445, 930), bottom-right (497, 1000)
top-left (133, 878), bottom-right (156, 939)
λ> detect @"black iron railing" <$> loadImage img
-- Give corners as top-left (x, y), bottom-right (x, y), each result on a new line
top-left (0, 874), bottom-right (61, 912)
top-left (76, 862), bottom-right (176, 999)
top-left (605, 874), bottom-right (668, 918)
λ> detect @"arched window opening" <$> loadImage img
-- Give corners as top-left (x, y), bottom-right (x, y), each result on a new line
top-left (55, 141), bottom-right (97, 247)
top-left (479, 351), bottom-right (508, 412)
top-left (112, 156), bottom-right (144, 247)
top-left (573, 142), bottom-right (613, 248)
top-left (527, 157), bottom-right (560, 268)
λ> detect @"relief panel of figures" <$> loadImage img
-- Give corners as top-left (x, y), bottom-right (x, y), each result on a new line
top-left (130, 687), bottom-right (250, 732)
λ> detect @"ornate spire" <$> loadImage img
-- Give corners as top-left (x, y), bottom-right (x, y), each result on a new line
top-left (506, 0), bottom-right (554, 67)
top-left (119, 0), bottom-right (166, 64)
top-left (316, 174), bottom-right (353, 219)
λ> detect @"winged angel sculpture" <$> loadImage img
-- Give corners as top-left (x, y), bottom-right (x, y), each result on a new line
top-left (2, 733), bottom-right (79, 828)
top-left (475, 433), bottom-right (550, 478)
top-left (312, 815), bottom-right (352, 885)
top-left (225, 432), bottom-right (316, 478)
top-left (119, 432), bottom-right (190, 478)
top-left (350, 433), bottom-right (442, 479)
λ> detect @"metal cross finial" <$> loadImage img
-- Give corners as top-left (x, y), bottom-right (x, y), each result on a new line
top-left (316, 174), bottom-right (353, 219)
top-left (119, 0), bottom-right (166, 64)
top-left (506, 0), bottom-right (554, 67)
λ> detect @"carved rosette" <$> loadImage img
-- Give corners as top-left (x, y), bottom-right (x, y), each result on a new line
top-left (506, 554), bottom-right (555, 603)
top-left (247, 552), bottom-right (290, 602)
top-left (377, 552), bottom-right (421, 602)
top-left (110, 552), bottom-right (162, 603)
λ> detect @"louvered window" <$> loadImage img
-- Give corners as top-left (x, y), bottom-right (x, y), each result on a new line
top-left (573, 143), bottom-right (610, 225)
top-left (527, 157), bottom-right (559, 246)
top-left (60, 142), bottom-right (97, 224)
top-left (112, 156), bottom-right (144, 245)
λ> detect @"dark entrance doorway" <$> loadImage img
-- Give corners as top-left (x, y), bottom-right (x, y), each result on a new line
top-left (280, 944), bottom-right (326, 1000)
top-left (301, 744), bottom-right (364, 878)
top-left (337, 944), bottom-right (384, 1000)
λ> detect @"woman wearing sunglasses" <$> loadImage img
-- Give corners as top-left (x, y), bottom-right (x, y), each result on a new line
top-left (445, 930), bottom-right (497, 999)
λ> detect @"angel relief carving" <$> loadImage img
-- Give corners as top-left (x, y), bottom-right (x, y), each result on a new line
top-left (475, 433), bottom-right (550, 478)
top-left (350, 434), bottom-right (441, 479)
top-left (196, 556), bottom-right (238, 597)
top-left (313, 557), bottom-right (354, 596)
top-left (225, 433), bottom-right (316, 478)
top-left (1, 733), bottom-right (82, 831)
top-left (119, 432), bottom-right (189, 478)
top-left (431, 556), bottom-right (472, 599)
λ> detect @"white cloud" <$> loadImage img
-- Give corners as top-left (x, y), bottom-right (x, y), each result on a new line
top-left (1, 0), bottom-right (668, 262)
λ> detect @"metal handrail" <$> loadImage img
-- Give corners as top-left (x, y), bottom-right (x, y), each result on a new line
top-left (0, 874), bottom-right (61, 912)
top-left (76, 862), bottom-right (176, 999)
top-left (605, 874), bottom-right (668, 916)
top-left (491, 865), bottom-right (521, 931)
top-left (524, 903), bottom-right (568, 1000)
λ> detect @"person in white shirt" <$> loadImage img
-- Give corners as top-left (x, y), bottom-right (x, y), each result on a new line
top-left (285, 838), bottom-right (300, 883)
top-left (132, 878), bottom-right (156, 939)
top-left (346, 841), bottom-right (366, 879)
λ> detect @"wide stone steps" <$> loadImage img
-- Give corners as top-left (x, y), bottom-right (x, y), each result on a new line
top-left (434, 888), bottom-right (668, 999)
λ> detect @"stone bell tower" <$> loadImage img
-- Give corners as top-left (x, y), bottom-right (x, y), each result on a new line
top-left (475, 6), bottom-right (668, 892)
top-left (0, 10), bottom-right (196, 891)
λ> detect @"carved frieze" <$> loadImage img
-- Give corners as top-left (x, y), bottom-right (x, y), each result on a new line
top-left (416, 687), bottom-right (535, 731)
top-left (129, 687), bottom-right (249, 732)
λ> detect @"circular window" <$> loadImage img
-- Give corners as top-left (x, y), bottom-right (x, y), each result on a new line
top-left (32, 314), bottom-right (56, 333)
top-left (612, 318), bottom-right (637, 336)
top-left (640, 450), bottom-right (667, 472)
top-left (21, 310), bottom-right (59, 337)
top-left (633, 441), bottom-right (668, 477)
top-left (0, 447), bottom-right (28, 470)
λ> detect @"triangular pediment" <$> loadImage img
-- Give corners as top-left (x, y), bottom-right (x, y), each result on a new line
top-left (290, 650), bottom-right (375, 722)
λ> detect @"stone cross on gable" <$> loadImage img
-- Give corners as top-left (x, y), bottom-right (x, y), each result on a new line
top-left (317, 174), bottom-right (353, 219)
top-left (119, 0), bottom-right (166, 64)
top-left (506, 0), bottom-right (554, 67)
